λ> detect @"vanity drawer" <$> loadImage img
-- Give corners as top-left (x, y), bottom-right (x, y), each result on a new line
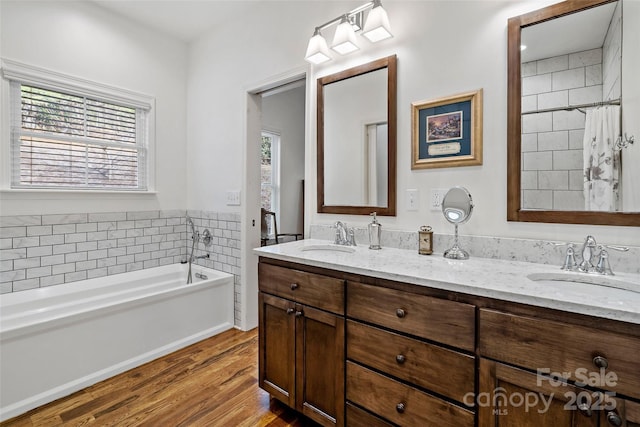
top-left (347, 320), bottom-right (475, 404)
top-left (346, 361), bottom-right (475, 427)
top-left (347, 282), bottom-right (476, 351)
top-left (258, 263), bottom-right (345, 314)
top-left (346, 403), bottom-right (394, 427)
top-left (479, 309), bottom-right (640, 399)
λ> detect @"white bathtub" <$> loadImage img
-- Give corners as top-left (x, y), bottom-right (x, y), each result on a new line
top-left (0, 263), bottom-right (234, 421)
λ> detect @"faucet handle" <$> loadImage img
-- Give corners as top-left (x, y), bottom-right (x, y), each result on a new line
top-left (560, 243), bottom-right (577, 271)
top-left (595, 245), bottom-right (613, 275)
top-left (595, 245), bottom-right (629, 276)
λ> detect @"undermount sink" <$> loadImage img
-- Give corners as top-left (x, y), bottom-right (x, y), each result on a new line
top-left (300, 244), bottom-right (356, 253)
top-left (527, 272), bottom-right (639, 293)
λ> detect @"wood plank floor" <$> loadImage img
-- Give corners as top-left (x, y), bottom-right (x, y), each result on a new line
top-left (1, 328), bottom-right (319, 427)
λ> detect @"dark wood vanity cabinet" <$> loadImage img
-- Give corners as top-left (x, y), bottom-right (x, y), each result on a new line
top-left (345, 282), bottom-right (476, 427)
top-left (478, 309), bottom-right (640, 427)
top-left (258, 258), bottom-right (640, 427)
top-left (258, 262), bottom-right (345, 427)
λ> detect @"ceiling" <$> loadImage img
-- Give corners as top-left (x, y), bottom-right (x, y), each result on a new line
top-left (91, 0), bottom-right (255, 42)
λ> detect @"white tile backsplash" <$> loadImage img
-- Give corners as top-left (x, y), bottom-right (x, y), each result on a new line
top-left (309, 224), bottom-right (640, 274)
top-left (0, 209), bottom-right (243, 325)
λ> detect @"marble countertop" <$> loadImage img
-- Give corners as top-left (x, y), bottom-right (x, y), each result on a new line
top-left (254, 239), bottom-right (640, 325)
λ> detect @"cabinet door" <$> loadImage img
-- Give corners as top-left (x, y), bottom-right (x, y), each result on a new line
top-left (259, 292), bottom-right (296, 408)
top-left (479, 358), bottom-right (599, 427)
top-left (600, 397), bottom-right (640, 427)
top-left (296, 304), bottom-right (345, 427)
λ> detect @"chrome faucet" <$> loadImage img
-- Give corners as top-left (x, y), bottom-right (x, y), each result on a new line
top-left (578, 235), bottom-right (598, 273)
top-left (334, 221), bottom-right (356, 246)
top-left (559, 236), bottom-right (629, 276)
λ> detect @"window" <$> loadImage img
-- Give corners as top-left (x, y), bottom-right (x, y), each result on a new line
top-left (4, 60), bottom-right (153, 191)
top-left (260, 131), bottom-right (280, 233)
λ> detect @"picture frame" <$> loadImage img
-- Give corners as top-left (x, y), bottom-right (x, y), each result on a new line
top-left (411, 89), bottom-right (483, 169)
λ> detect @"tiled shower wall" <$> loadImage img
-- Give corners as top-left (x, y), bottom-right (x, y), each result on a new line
top-left (0, 210), bottom-right (242, 325)
top-left (521, 48), bottom-right (603, 210)
top-left (520, 4), bottom-right (621, 211)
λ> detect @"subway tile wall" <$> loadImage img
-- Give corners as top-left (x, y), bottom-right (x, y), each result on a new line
top-left (0, 209), bottom-right (242, 325)
top-left (520, 7), bottom-right (621, 212)
top-left (521, 48), bottom-right (603, 211)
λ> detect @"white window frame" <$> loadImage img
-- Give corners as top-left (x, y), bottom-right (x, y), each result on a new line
top-left (0, 59), bottom-right (155, 192)
top-left (261, 130), bottom-right (280, 225)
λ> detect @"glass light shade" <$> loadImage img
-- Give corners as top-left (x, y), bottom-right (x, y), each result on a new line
top-left (331, 18), bottom-right (359, 54)
top-left (305, 31), bottom-right (331, 64)
top-left (362, 4), bottom-right (392, 42)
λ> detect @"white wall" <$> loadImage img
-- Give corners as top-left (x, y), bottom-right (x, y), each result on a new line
top-left (262, 85), bottom-right (305, 234)
top-left (187, 0), bottom-right (639, 247)
top-left (0, 0), bottom-right (188, 215)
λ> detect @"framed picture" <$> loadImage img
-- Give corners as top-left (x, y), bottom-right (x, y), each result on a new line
top-left (411, 89), bottom-right (483, 169)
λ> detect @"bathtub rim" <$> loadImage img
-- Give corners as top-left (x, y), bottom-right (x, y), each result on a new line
top-left (0, 264), bottom-right (233, 340)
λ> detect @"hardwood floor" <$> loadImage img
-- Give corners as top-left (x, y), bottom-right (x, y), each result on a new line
top-left (1, 328), bottom-right (320, 427)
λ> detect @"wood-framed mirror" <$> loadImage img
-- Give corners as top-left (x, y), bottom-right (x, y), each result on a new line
top-left (507, 0), bottom-right (640, 226)
top-left (317, 55), bottom-right (397, 216)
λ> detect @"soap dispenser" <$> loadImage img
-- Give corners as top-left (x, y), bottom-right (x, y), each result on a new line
top-left (368, 212), bottom-right (382, 250)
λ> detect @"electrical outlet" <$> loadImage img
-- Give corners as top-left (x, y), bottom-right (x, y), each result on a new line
top-left (430, 189), bottom-right (448, 211)
top-left (406, 189), bottom-right (419, 211)
top-left (226, 190), bottom-right (241, 206)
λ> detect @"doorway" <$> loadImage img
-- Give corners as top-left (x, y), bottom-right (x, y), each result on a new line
top-left (240, 71), bottom-right (307, 330)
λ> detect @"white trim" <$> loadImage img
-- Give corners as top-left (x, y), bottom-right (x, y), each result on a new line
top-left (240, 66), bottom-right (307, 331)
top-left (0, 59), bottom-right (156, 192)
top-left (1, 58), bottom-right (153, 110)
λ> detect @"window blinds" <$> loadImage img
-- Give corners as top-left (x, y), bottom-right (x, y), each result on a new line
top-left (11, 82), bottom-right (148, 190)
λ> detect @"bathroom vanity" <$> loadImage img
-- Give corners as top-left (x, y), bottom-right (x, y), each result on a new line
top-left (255, 240), bottom-right (640, 427)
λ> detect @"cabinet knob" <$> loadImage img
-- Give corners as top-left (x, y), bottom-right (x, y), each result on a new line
top-left (295, 310), bottom-right (304, 317)
top-left (286, 308), bottom-right (295, 315)
top-left (577, 401), bottom-right (593, 417)
top-left (606, 411), bottom-right (622, 427)
top-left (396, 402), bottom-right (405, 413)
top-left (396, 354), bottom-right (406, 364)
top-left (396, 308), bottom-right (406, 318)
top-left (593, 355), bottom-right (609, 369)
top-left (290, 283), bottom-right (299, 290)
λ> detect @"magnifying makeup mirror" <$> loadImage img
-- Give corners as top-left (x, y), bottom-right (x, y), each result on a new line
top-left (442, 186), bottom-right (474, 260)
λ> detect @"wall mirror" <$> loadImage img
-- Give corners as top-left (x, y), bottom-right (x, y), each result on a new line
top-left (317, 55), bottom-right (397, 216)
top-left (507, 0), bottom-right (640, 226)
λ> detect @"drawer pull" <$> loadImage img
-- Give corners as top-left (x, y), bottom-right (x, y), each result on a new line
top-left (395, 354), bottom-right (406, 364)
top-left (593, 355), bottom-right (609, 369)
top-left (606, 411), bottom-right (622, 427)
top-left (395, 308), bottom-right (406, 318)
top-left (395, 402), bottom-right (406, 413)
top-left (295, 310), bottom-right (304, 317)
top-left (286, 308), bottom-right (295, 315)
top-left (290, 283), bottom-right (299, 290)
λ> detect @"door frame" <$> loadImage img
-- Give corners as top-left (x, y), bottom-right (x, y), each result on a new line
top-left (239, 67), bottom-right (308, 330)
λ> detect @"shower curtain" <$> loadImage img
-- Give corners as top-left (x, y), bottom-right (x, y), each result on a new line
top-left (583, 105), bottom-right (621, 211)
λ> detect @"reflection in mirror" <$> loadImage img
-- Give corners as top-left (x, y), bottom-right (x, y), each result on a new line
top-left (507, 0), bottom-right (640, 226)
top-left (442, 186), bottom-right (473, 260)
top-left (324, 69), bottom-right (388, 206)
top-left (317, 55), bottom-right (397, 216)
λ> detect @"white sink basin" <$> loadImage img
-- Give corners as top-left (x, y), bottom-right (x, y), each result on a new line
top-left (300, 244), bottom-right (356, 253)
top-left (527, 272), bottom-right (638, 293)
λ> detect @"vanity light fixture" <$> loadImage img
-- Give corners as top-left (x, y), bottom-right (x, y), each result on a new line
top-left (304, 0), bottom-right (393, 64)
top-left (305, 28), bottom-right (332, 64)
top-left (332, 15), bottom-right (360, 54)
